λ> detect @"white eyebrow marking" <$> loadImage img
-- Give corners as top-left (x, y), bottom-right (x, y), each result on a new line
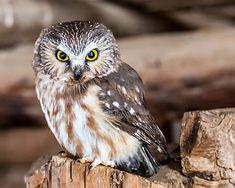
top-left (85, 42), bottom-right (98, 53)
top-left (57, 44), bottom-right (73, 58)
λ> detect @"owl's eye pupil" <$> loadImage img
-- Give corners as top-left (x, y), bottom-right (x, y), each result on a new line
top-left (88, 51), bottom-right (95, 58)
top-left (85, 49), bottom-right (99, 62)
top-left (59, 52), bottom-right (67, 59)
top-left (56, 50), bottom-right (69, 62)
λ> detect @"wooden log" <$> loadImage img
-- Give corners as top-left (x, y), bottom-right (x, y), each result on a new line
top-left (168, 10), bottom-right (233, 29)
top-left (25, 108), bottom-right (235, 187)
top-left (24, 155), bottom-right (187, 188)
top-left (0, 0), bottom-right (52, 47)
top-left (0, 0), bottom-right (168, 47)
top-left (180, 108), bottom-right (235, 184)
top-left (114, 0), bottom-right (234, 11)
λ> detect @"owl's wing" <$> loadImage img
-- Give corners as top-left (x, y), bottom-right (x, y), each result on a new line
top-left (97, 63), bottom-right (169, 159)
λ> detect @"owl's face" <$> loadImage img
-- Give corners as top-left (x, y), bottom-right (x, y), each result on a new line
top-left (33, 21), bottom-right (120, 84)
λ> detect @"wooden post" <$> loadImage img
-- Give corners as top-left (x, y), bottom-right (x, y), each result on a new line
top-left (25, 108), bottom-right (235, 187)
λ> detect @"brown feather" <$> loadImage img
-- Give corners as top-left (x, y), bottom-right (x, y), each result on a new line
top-left (97, 63), bottom-right (168, 157)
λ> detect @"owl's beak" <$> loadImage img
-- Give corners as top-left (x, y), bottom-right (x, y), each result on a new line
top-left (73, 69), bottom-right (82, 81)
top-left (72, 64), bottom-right (83, 81)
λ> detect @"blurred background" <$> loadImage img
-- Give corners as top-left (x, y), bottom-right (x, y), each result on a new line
top-left (1, 0), bottom-right (235, 187)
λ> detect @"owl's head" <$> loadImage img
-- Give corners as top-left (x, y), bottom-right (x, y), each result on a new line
top-left (33, 21), bottom-right (120, 84)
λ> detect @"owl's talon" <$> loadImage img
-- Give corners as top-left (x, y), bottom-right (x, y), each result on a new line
top-left (90, 160), bottom-right (116, 170)
top-left (90, 159), bottom-right (101, 169)
top-left (77, 157), bottom-right (93, 164)
top-left (103, 161), bottom-right (116, 168)
top-left (88, 163), bottom-right (93, 171)
top-left (58, 151), bottom-right (74, 158)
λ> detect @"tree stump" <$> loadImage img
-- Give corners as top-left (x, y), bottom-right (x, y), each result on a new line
top-left (180, 108), bottom-right (235, 184)
top-left (24, 155), bottom-right (187, 188)
top-left (25, 108), bottom-right (235, 188)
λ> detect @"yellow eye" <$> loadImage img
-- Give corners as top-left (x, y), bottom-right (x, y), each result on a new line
top-left (85, 49), bottom-right (99, 61)
top-left (56, 50), bottom-right (69, 62)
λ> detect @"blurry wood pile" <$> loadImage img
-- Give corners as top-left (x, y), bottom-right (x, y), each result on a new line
top-left (1, 0), bottom-right (235, 133)
top-left (24, 108), bottom-right (235, 187)
top-left (1, 0), bottom-right (235, 46)
top-left (2, 29), bottom-right (235, 140)
top-left (1, 0), bottom-right (235, 187)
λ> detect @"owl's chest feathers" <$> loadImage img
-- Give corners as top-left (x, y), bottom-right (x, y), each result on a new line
top-left (36, 77), bottom-right (139, 161)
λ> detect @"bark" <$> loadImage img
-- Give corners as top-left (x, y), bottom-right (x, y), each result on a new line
top-left (180, 108), bottom-right (235, 184)
top-left (24, 155), bottom-right (188, 188)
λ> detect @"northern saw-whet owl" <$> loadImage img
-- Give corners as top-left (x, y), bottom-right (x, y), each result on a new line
top-left (33, 21), bottom-right (169, 177)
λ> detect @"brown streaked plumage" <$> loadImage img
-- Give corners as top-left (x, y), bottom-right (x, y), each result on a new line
top-left (33, 21), bottom-right (169, 177)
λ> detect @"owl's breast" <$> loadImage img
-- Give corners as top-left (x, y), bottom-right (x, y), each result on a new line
top-left (35, 77), bottom-right (140, 161)
top-left (35, 79), bottom-right (90, 155)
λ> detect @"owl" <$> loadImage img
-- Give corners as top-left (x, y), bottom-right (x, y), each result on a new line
top-left (33, 21), bottom-right (169, 177)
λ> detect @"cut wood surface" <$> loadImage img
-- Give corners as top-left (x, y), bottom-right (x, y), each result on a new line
top-left (25, 108), bottom-right (235, 188)
top-left (180, 108), bottom-right (235, 184)
top-left (25, 155), bottom-right (188, 188)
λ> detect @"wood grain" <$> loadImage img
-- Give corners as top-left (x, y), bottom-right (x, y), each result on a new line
top-left (180, 108), bottom-right (235, 184)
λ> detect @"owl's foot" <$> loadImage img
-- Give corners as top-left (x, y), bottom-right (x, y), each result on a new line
top-left (90, 159), bottom-right (115, 170)
top-left (77, 157), bottom-right (93, 164)
top-left (102, 160), bottom-right (115, 168)
top-left (58, 151), bottom-right (75, 159)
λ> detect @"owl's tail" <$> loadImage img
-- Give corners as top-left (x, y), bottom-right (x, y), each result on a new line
top-left (115, 144), bottom-right (160, 177)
